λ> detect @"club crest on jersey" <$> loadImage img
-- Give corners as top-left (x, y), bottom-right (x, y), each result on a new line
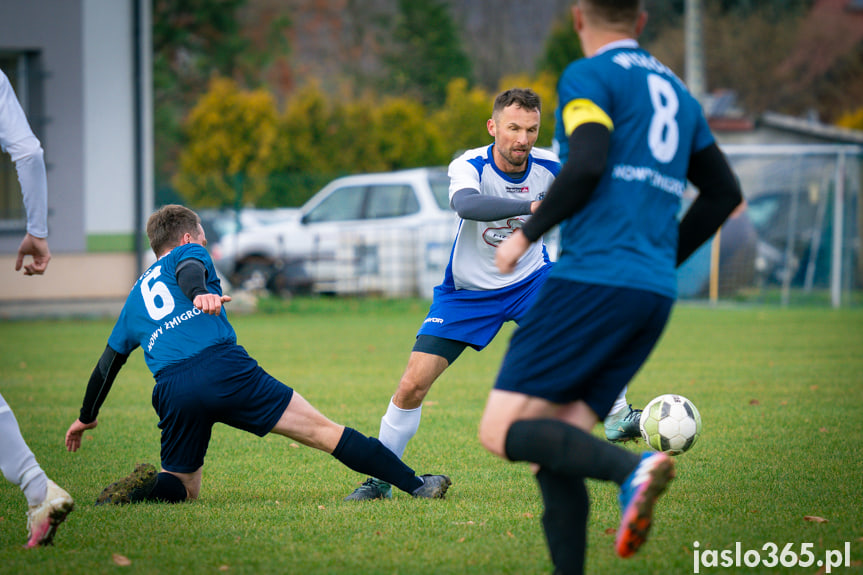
top-left (483, 218), bottom-right (524, 247)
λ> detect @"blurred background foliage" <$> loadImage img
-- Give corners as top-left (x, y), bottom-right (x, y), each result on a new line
top-left (154, 0), bottom-right (863, 209)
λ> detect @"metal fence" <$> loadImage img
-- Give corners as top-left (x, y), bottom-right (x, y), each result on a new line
top-left (302, 223), bottom-right (457, 299)
top-left (678, 144), bottom-right (862, 308)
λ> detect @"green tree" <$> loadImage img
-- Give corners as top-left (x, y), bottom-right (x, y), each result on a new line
top-left (383, 0), bottom-right (472, 108)
top-left (370, 97), bottom-right (449, 170)
top-left (263, 83), bottom-right (349, 207)
top-left (153, 0), bottom-right (290, 192)
top-left (274, 82), bottom-right (348, 175)
top-left (536, 8), bottom-right (584, 79)
top-left (837, 106), bottom-right (863, 132)
top-left (173, 77), bottom-right (279, 207)
top-left (432, 78), bottom-right (495, 158)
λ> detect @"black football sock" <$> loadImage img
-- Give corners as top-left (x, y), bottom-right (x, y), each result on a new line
top-left (536, 468), bottom-right (588, 575)
top-left (147, 472), bottom-right (187, 503)
top-left (504, 419), bottom-right (640, 485)
top-left (331, 427), bottom-right (423, 494)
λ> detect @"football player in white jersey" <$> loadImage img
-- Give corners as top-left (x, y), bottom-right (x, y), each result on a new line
top-left (0, 69), bottom-right (74, 548)
top-left (346, 88), bottom-right (639, 501)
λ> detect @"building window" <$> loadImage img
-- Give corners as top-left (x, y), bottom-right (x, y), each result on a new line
top-left (0, 51), bottom-right (43, 232)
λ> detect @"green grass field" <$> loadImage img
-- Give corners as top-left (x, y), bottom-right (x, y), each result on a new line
top-left (1, 299), bottom-right (862, 574)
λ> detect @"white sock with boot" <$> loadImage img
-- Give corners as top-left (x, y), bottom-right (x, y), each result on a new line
top-left (0, 394), bottom-right (47, 506)
top-left (378, 398), bottom-right (422, 459)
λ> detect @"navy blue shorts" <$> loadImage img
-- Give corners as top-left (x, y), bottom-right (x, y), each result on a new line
top-left (417, 265), bottom-right (551, 350)
top-left (494, 278), bottom-right (673, 419)
top-left (152, 343), bottom-right (293, 473)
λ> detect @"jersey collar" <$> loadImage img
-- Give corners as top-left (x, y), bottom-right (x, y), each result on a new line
top-left (595, 39), bottom-right (639, 56)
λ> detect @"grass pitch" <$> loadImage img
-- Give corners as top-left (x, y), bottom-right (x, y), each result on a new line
top-left (1, 298), bottom-right (861, 574)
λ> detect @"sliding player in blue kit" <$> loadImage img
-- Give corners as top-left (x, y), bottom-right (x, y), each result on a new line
top-left (478, 1), bottom-right (743, 574)
top-left (64, 204), bottom-right (450, 505)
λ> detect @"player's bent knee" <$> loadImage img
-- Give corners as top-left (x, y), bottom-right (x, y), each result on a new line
top-left (478, 419), bottom-right (507, 459)
top-left (151, 472), bottom-right (189, 503)
top-left (393, 380), bottom-right (430, 409)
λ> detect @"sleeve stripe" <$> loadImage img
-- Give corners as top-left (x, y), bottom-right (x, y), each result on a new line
top-left (562, 99), bottom-right (613, 136)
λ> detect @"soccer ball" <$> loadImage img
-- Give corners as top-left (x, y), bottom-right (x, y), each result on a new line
top-left (639, 394), bottom-right (702, 455)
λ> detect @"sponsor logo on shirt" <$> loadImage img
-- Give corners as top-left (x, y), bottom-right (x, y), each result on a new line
top-left (612, 164), bottom-right (686, 197)
top-left (483, 218), bottom-right (524, 247)
top-left (506, 186), bottom-right (530, 194)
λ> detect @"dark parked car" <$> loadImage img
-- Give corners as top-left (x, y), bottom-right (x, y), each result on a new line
top-left (746, 189), bottom-right (858, 288)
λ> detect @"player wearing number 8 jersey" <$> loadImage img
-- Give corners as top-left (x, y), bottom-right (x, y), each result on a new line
top-left (478, 1), bottom-right (743, 574)
top-left (550, 20), bottom-right (710, 298)
top-left (64, 205), bottom-right (451, 506)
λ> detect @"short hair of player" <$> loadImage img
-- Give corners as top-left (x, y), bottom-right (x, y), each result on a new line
top-left (147, 204), bottom-right (201, 256)
top-left (493, 88), bottom-right (541, 118)
top-left (578, 0), bottom-right (644, 30)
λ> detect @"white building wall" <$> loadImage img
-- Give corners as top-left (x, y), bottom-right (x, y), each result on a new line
top-left (83, 0), bottom-right (136, 237)
top-left (0, 0), bottom-right (153, 304)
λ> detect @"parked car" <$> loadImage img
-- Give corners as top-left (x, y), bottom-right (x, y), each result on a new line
top-left (198, 207), bottom-right (302, 244)
top-left (212, 167), bottom-right (458, 296)
top-left (745, 189), bottom-right (844, 288)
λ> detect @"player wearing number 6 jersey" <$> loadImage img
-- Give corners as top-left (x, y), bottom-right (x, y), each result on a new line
top-left (478, 1), bottom-right (743, 574)
top-left (64, 204), bottom-right (451, 506)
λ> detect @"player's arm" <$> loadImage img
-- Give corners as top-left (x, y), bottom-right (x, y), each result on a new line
top-left (2, 72), bottom-right (51, 274)
top-left (520, 122), bottom-right (609, 242)
top-left (677, 143), bottom-right (743, 266)
top-left (176, 258), bottom-right (231, 315)
top-left (451, 189), bottom-right (535, 221)
top-left (496, 122), bottom-right (608, 274)
top-left (66, 345), bottom-right (129, 452)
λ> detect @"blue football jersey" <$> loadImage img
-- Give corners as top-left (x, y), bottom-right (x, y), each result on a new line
top-left (551, 40), bottom-right (715, 298)
top-left (108, 243), bottom-right (236, 375)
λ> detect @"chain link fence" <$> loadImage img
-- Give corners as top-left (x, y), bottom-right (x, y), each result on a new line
top-left (187, 144), bottom-right (860, 307)
top-left (678, 144), bottom-right (861, 307)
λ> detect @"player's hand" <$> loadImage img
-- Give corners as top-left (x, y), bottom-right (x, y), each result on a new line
top-left (65, 419), bottom-right (98, 452)
top-left (15, 233), bottom-right (51, 275)
top-left (495, 229), bottom-right (530, 274)
top-left (193, 293), bottom-right (232, 315)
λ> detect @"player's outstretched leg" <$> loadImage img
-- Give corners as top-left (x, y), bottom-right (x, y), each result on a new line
top-left (332, 428), bottom-right (450, 499)
top-left (604, 404), bottom-right (643, 443)
top-left (95, 463), bottom-right (158, 505)
top-left (95, 463), bottom-right (189, 505)
top-left (25, 479), bottom-right (74, 548)
top-left (411, 474), bottom-right (451, 498)
top-left (615, 452), bottom-right (675, 558)
top-left (344, 477), bottom-right (392, 501)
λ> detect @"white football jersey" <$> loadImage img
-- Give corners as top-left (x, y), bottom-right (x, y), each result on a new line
top-left (445, 144), bottom-right (560, 291)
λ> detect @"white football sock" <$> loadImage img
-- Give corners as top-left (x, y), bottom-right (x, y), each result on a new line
top-left (608, 386), bottom-right (630, 418)
top-left (0, 393), bottom-right (47, 506)
top-left (378, 398), bottom-right (422, 459)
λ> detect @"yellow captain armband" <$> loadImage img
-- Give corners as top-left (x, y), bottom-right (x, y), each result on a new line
top-left (561, 99), bottom-right (613, 136)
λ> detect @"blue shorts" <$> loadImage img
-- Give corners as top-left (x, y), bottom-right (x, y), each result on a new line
top-left (494, 278), bottom-right (673, 419)
top-left (152, 343), bottom-right (293, 473)
top-left (418, 265), bottom-right (552, 350)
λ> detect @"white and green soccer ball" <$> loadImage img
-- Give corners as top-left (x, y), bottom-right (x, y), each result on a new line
top-left (639, 394), bottom-right (702, 455)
